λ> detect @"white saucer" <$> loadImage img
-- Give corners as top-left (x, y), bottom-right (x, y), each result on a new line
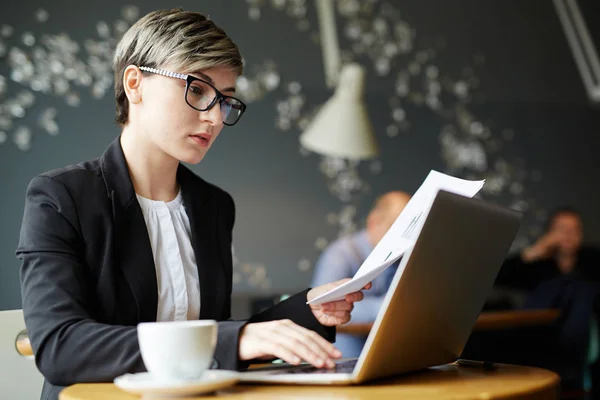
top-left (114, 370), bottom-right (239, 397)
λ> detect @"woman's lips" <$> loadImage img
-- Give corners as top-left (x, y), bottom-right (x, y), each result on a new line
top-left (190, 133), bottom-right (211, 147)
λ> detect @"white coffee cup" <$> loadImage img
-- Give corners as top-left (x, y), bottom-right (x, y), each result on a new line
top-left (137, 320), bottom-right (217, 381)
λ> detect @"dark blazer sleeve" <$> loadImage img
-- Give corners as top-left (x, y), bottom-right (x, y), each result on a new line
top-left (17, 176), bottom-right (146, 386)
top-left (249, 290), bottom-right (336, 342)
top-left (213, 320), bottom-right (248, 370)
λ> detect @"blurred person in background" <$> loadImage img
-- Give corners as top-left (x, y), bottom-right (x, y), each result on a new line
top-left (311, 191), bottom-right (411, 357)
top-left (496, 207), bottom-right (600, 291)
top-left (493, 207), bottom-right (600, 393)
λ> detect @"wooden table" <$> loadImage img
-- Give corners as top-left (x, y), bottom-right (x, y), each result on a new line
top-left (338, 309), bottom-right (561, 337)
top-left (474, 309), bottom-right (560, 331)
top-left (58, 363), bottom-right (559, 399)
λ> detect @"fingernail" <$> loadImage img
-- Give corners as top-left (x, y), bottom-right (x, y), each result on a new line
top-left (316, 358), bottom-right (324, 367)
top-left (292, 357), bottom-right (300, 364)
top-left (333, 349), bottom-right (342, 357)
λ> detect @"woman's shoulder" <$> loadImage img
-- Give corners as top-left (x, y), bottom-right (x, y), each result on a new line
top-left (38, 157), bottom-right (102, 181)
top-left (29, 157), bottom-right (105, 199)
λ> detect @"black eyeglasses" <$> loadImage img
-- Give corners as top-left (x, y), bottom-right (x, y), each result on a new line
top-left (138, 66), bottom-right (247, 126)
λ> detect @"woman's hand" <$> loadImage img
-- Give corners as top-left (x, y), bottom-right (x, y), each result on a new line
top-left (238, 319), bottom-right (341, 368)
top-left (307, 279), bottom-right (372, 326)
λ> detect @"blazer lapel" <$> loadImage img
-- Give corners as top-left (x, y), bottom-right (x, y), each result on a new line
top-left (101, 137), bottom-right (158, 323)
top-left (177, 166), bottom-right (223, 320)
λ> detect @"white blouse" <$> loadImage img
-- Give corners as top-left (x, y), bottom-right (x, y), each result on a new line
top-left (136, 190), bottom-right (201, 322)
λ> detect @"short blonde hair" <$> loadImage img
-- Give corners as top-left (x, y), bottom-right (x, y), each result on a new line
top-left (113, 9), bottom-right (243, 126)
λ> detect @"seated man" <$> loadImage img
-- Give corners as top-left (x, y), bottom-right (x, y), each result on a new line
top-left (311, 191), bottom-right (411, 357)
top-left (496, 206), bottom-right (600, 293)
top-left (492, 207), bottom-right (600, 392)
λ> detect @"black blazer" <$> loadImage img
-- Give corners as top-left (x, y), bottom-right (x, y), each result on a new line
top-left (17, 137), bottom-right (334, 400)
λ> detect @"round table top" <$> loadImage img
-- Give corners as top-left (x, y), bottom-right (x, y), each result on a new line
top-left (59, 363), bottom-right (560, 400)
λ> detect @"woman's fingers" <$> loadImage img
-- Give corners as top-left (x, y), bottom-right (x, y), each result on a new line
top-left (274, 332), bottom-right (328, 367)
top-left (282, 320), bottom-right (341, 360)
top-left (345, 291), bottom-right (364, 303)
top-left (239, 320), bottom-right (341, 369)
top-left (264, 341), bottom-right (303, 366)
top-left (321, 301), bottom-right (351, 312)
top-left (274, 321), bottom-right (338, 367)
top-left (270, 331), bottom-right (333, 368)
top-left (320, 310), bottom-right (351, 319)
top-left (321, 298), bottom-right (358, 311)
top-left (321, 311), bottom-right (352, 325)
top-left (320, 291), bottom-right (364, 311)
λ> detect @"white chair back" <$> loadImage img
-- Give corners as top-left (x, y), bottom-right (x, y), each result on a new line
top-left (0, 309), bottom-right (44, 400)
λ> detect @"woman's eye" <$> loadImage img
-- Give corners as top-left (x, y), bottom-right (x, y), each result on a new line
top-left (189, 86), bottom-right (203, 95)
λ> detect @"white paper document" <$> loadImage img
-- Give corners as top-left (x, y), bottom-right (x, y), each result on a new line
top-left (307, 170), bottom-right (485, 305)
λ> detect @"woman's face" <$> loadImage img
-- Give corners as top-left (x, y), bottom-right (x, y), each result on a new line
top-left (136, 66), bottom-right (239, 164)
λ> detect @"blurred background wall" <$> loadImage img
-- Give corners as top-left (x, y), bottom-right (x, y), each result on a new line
top-left (1, 0), bottom-right (599, 312)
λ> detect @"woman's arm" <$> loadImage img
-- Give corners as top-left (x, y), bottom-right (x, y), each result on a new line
top-left (17, 176), bottom-right (146, 385)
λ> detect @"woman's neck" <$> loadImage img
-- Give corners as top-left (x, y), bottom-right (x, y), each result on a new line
top-left (120, 127), bottom-right (180, 202)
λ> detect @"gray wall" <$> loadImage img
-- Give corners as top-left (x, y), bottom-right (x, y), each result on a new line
top-left (1, 0), bottom-right (599, 310)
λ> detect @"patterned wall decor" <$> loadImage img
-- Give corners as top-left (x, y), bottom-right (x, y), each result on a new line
top-left (233, 0), bottom-right (545, 287)
top-left (0, 6), bottom-right (140, 150)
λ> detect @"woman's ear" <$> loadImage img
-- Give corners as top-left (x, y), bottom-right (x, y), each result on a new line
top-left (123, 65), bottom-right (143, 104)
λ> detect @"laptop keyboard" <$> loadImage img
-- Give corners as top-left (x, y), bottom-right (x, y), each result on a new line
top-left (273, 359), bottom-right (357, 374)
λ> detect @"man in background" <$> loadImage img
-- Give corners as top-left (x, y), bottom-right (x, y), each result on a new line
top-left (496, 207), bottom-right (600, 291)
top-left (311, 191), bottom-right (411, 357)
top-left (492, 207), bottom-right (600, 393)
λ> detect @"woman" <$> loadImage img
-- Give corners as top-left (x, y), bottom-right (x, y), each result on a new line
top-left (17, 9), bottom-right (368, 400)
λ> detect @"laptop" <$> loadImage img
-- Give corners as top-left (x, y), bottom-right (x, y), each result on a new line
top-left (240, 190), bottom-right (521, 384)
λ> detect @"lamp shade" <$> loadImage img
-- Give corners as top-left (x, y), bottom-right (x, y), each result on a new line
top-left (299, 63), bottom-right (378, 160)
